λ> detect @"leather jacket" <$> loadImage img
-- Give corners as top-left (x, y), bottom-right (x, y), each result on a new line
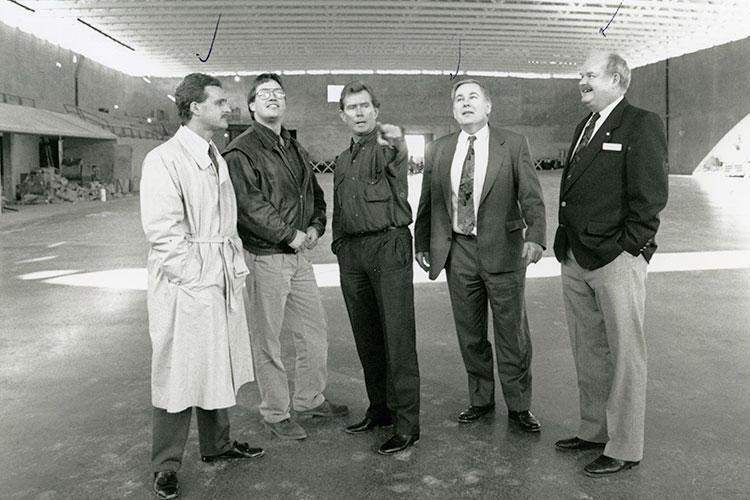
top-left (223, 123), bottom-right (326, 255)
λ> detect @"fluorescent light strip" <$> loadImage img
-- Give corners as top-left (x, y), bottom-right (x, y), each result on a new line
top-left (76, 18), bottom-right (135, 51)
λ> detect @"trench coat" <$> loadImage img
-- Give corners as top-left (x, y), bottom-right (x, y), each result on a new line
top-left (140, 126), bottom-right (254, 413)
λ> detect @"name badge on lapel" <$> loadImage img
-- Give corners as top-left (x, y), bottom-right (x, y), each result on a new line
top-left (602, 142), bottom-right (622, 151)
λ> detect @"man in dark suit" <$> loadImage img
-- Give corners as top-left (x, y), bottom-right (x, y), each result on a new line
top-left (552, 52), bottom-right (668, 477)
top-left (415, 79), bottom-right (546, 432)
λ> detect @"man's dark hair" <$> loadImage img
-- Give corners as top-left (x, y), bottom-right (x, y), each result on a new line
top-left (174, 73), bottom-right (222, 125)
top-left (247, 73), bottom-right (285, 120)
top-left (338, 81), bottom-right (381, 111)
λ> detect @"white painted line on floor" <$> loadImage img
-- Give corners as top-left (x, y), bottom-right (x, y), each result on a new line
top-left (18, 269), bottom-right (81, 280)
top-left (16, 255), bottom-right (58, 264)
top-left (47, 241), bottom-right (67, 248)
top-left (28, 250), bottom-right (750, 291)
top-left (42, 268), bottom-right (146, 290)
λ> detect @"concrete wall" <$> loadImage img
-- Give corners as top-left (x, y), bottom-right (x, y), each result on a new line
top-left (63, 138), bottom-right (116, 182)
top-left (629, 37), bottom-right (750, 174)
top-left (0, 21), bottom-right (177, 121)
top-left (7, 133), bottom-right (40, 200)
top-left (117, 137), bottom-right (165, 188)
top-left (1, 133), bottom-right (9, 201)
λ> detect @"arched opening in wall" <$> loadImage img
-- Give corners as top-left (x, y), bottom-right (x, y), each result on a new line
top-left (693, 113), bottom-right (750, 178)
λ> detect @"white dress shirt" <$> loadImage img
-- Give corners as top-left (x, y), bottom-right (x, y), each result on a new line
top-left (572, 95), bottom-right (624, 153)
top-left (450, 124), bottom-right (490, 235)
top-left (175, 125), bottom-right (228, 184)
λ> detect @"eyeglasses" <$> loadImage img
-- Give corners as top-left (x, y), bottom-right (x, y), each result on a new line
top-left (255, 89), bottom-right (286, 100)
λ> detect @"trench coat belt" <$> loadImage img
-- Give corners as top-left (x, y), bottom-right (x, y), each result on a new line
top-left (186, 235), bottom-right (249, 312)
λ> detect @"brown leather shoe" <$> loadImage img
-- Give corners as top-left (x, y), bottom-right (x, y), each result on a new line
top-left (152, 470), bottom-right (179, 499)
top-left (457, 403), bottom-right (495, 423)
top-left (296, 399), bottom-right (350, 419)
top-left (555, 436), bottom-right (606, 452)
top-left (201, 441), bottom-right (265, 462)
top-left (507, 410), bottom-right (541, 432)
top-left (584, 454), bottom-right (640, 476)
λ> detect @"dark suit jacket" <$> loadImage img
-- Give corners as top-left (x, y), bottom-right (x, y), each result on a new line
top-left (553, 98), bottom-right (669, 270)
top-left (414, 126), bottom-right (546, 280)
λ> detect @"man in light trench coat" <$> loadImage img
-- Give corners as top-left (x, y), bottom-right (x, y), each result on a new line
top-left (140, 73), bottom-right (264, 500)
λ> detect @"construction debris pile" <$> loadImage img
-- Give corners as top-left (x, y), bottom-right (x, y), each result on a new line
top-left (16, 167), bottom-right (126, 205)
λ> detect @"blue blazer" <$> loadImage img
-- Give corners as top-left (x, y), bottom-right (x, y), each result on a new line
top-left (553, 98), bottom-right (669, 270)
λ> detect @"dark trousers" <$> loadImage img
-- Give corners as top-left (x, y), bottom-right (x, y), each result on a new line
top-left (446, 233), bottom-right (533, 411)
top-left (151, 406), bottom-right (233, 472)
top-left (337, 226), bottom-right (420, 435)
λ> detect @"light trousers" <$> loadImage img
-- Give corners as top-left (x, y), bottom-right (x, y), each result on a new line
top-left (245, 250), bottom-right (328, 423)
top-left (561, 250), bottom-right (648, 462)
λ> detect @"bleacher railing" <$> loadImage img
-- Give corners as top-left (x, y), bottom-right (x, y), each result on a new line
top-left (1, 92), bottom-right (36, 107)
top-left (63, 104), bottom-right (170, 140)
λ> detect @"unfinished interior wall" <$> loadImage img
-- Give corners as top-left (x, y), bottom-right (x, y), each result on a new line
top-left (62, 138), bottom-right (116, 182)
top-left (1, 133), bottom-right (9, 200)
top-left (629, 36), bottom-right (750, 174)
top-left (116, 137), bottom-right (164, 191)
top-left (0, 22), bottom-right (177, 121)
top-left (7, 134), bottom-right (40, 201)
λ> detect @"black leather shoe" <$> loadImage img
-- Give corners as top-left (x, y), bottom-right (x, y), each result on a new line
top-left (152, 471), bottom-right (179, 499)
top-left (507, 410), bottom-right (541, 432)
top-left (377, 433), bottom-right (420, 454)
top-left (201, 441), bottom-right (265, 462)
top-left (457, 403), bottom-right (495, 423)
top-left (345, 415), bottom-right (393, 434)
top-left (584, 454), bottom-right (639, 476)
top-left (555, 436), bottom-right (606, 452)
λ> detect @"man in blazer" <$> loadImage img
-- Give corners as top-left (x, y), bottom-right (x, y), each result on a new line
top-left (415, 79), bottom-right (546, 432)
top-left (553, 53), bottom-right (668, 477)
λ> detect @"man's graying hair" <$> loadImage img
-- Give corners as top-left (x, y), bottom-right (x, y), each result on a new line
top-left (603, 53), bottom-right (631, 90)
top-left (451, 79), bottom-right (492, 103)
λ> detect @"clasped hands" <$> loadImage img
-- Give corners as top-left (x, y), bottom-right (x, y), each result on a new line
top-left (289, 227), bottom-right (320, 252)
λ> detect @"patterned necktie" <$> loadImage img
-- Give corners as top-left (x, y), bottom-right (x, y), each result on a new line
top-left (571, 112), bottom-right (600, 167)
top-left (207, 145), bottom-right (219, 183)
top-left (457, 135), bottom-right (477, 234)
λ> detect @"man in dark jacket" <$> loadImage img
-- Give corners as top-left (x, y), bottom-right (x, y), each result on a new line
top-left (552, 53), bottom-right (668, 477)
top-left (224, 73), bottom-right (348, 441)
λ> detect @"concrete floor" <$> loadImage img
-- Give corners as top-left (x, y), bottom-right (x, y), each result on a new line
top-left (1, 171), bottom-right (749, 500)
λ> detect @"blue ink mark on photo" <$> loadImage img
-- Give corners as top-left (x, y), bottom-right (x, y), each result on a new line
top-left (599, 0), bottom-right (623, 37)
top-left (449, 40), bottom-right (462, 80)
top-left (197, 14), bottom-right (221, 62)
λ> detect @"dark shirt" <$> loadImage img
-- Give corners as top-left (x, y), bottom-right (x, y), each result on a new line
top-left (332, 128), bottom-right (412, 252)
top-left (253, 122), bottom-right (306, 185)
